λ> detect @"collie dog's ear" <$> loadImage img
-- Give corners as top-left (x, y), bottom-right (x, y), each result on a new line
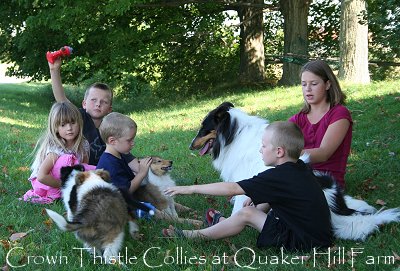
top-left (219, 102), bottom-right (234, 109)
top-left (215, 102), bottom-right (233, 122)
top-left (75, 171), bottom-right (89, 185)
top-left (94, 169), bottom-right (111, 182)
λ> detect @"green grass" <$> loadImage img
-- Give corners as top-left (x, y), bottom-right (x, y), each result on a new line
top-left (0, 81), bottom-right (399, 270)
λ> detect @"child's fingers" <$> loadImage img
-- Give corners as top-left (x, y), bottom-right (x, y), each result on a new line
top-left (164, 187), bottom-right (179, 196)
top-left (138, 157), bottom-right (152, 171)
top-left (142, 157), bottom-right (152, 165)
top-left (164, 189), bottom-right (173, 196)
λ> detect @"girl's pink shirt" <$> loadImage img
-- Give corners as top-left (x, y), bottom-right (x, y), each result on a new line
top-left (289, 104), bottom-right (353, 187)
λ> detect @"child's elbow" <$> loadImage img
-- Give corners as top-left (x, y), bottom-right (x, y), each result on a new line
top-left (311, 149), bottom-right (332, 163)
top-left (319, 152), bottom-right (333, 162)
top-left (36, 174), bottom-right (46, 184)
top-left (231, 183), bottom-right (244, 195)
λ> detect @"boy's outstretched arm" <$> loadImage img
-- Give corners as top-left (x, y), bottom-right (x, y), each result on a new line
top-left (165, 182), bottom-right (244, 197)
top-left (48, 58), bottom-right (69, 102)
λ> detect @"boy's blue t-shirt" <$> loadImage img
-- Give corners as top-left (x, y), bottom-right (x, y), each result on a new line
top-left (96, 152), bottom-right (135, 190)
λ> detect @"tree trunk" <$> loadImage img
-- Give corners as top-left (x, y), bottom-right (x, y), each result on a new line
top-left (238, 0), bottom-right (265, 84)
top-left (278, 0), bottom-right (310, 86)
top-left (339, 0), bottom-right (370, 83)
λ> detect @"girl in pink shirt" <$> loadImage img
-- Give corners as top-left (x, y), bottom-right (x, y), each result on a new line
top-left (289, 60), bottom-right (352, 188)
top-left (23, 102), bottom-right (95, 204)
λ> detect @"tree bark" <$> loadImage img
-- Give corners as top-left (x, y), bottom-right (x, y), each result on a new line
top-left (278, 0), bottom-right (310, 86)
top-left (339, 0), bottom-right (370, 83)
top-left (237, 0), bottom-right (266, 84)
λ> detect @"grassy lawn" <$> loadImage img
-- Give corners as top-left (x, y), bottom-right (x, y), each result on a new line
top-left (0, 81), bottom-right (399, 270)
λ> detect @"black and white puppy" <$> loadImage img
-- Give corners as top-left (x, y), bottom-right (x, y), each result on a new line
top-left (46, 165), bottom-right (141, 263)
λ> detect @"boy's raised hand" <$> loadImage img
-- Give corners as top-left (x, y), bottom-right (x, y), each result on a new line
top-left (48, 57), bottom-right (68, 103)
top-left (48, 57), bottom-right (62, 71)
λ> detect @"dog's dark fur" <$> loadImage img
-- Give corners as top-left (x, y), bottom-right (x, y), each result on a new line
top-left (313, 174), bottom-right (357, 216)
top-left (190, 102), bottom-right (400, 240)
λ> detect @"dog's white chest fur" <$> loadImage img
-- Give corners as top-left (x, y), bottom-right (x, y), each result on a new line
top-left (146, 170), bottom-right (178, 217)
top-left (61, 170), bottom-right (79, 220)
top-left (62, 170), bottom-right (116, 220)
top-left (147, 170), bottom-right (176, 190)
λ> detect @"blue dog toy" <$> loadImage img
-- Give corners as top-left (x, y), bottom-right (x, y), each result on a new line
top-left (136, 202), bottom-right (156, 220)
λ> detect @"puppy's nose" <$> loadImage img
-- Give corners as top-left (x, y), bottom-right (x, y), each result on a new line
top-left (170, 161), bottom-right (173, 165)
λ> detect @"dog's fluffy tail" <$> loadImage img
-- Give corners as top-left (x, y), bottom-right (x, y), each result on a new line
top-left (331, 208), bottom-right (400, 241)
top-left (46, 209), bottom-right (82, 232)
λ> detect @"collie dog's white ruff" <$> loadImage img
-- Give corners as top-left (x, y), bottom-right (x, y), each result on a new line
top-left (46, 166), bottom-right (137, 264)
top-left (144, 167), bottom-right (179, 218)
top-left (191, 103), bottom-right (400, 241)
top-left (212, 108), bottom-right (273, 214)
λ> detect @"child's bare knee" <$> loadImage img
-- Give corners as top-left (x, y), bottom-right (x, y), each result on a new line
top-left (236, 206), bottom-right (257, 222)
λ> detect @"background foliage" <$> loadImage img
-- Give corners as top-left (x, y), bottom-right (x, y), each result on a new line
top-left (367, 0), bottom-right (400, 80)
top-left (0, 0), bottom-right (399, 96)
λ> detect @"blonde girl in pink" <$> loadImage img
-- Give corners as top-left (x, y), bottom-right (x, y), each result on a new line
top-left (23, 102), bottom-right (95, 204)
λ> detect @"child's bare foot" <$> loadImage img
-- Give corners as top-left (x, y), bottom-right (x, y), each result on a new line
top-left (161, 225), bottom-right (184, 238)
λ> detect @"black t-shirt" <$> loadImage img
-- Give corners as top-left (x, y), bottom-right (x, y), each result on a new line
top-left (79, 109), bottom-right (134, 166)
top-left (238, 160), bottom-right (333, 251)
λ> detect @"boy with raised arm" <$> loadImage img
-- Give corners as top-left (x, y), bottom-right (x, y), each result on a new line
top-left (48, 58), bottom-right (139, 170)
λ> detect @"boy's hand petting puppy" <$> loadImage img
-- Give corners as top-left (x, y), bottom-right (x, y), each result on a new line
top-left (137, 157), bottom-right (152, 177)
top-left (164, 186), bottom-right (194, 196)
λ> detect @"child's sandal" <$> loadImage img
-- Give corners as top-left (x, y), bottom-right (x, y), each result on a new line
top-left (204, 208), bottom-right (223, 227)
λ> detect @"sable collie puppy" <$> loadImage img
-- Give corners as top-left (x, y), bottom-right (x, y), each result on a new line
top-left (134, 156), bottom-right (202, 226)
top-left (46, 165), bottom-right (139, 263)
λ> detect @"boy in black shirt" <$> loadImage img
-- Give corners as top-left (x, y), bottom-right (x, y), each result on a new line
top-left (164, 121), bottom-right (333, 251)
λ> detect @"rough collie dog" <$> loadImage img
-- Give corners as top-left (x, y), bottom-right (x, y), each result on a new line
top-left (45, 165), bottom-right (141, 263)
top-left (190, 102), bottom-right (400, 241)
top-left (134, 156), bottom-right (203, 226)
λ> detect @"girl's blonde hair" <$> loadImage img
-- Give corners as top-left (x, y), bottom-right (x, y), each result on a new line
top-left (31, 102), bottom-right (87, 171)
top-left (300, 60), bottom-right (346, 114)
